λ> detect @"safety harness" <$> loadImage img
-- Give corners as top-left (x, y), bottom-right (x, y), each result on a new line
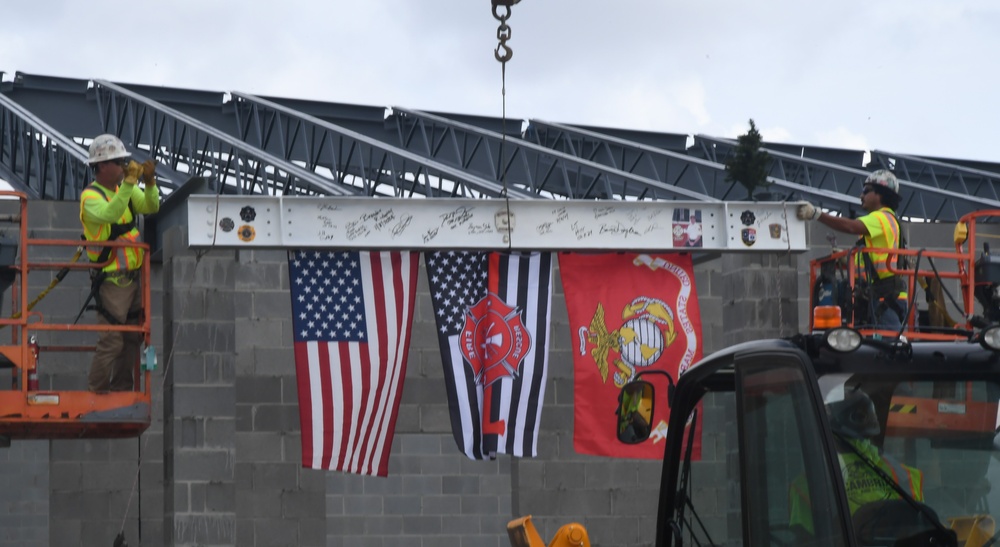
top-left (854, 211), bottom-right (907, 325)
top-left (75, 184), bottom-right (141, 325)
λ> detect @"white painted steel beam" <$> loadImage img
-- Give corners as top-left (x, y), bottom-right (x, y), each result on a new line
top-left (188, 196), bottom-right (808, 252)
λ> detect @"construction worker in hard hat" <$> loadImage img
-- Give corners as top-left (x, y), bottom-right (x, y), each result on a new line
top-left (797, 170), bottom-right (908, 330)
top-left (788, 388), bottom-right (924, 536)
top-left (79, 134), bottom-right (160, 392)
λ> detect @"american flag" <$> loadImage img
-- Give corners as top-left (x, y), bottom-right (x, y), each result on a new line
top-left (288, 250), bottom-right (418, 476)
top-left (426, 251), bottom-right (552, 460)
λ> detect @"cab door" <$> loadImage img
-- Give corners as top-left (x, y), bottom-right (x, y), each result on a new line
top-left (734, 349), bottom-right (851, 546)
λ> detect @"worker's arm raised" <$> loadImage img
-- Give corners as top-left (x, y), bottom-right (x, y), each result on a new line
top-left (797, 202), bottom-right (869, 236)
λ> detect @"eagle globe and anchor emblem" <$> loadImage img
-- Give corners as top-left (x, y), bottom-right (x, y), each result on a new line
top-left (579, 297), bottom-right (678, 388)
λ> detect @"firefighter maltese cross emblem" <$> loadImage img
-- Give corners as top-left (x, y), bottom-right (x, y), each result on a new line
top-left (579, 297), bottom-right (678, 388)
top-left (460, 293), bottom-right (532, 388)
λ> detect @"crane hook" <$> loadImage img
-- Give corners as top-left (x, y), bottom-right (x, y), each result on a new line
top-left (491, 0), bottom-right (521, 64)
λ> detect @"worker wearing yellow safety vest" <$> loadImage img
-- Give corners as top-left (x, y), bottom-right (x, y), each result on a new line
top-left (789, 389), bottom-right (924, 536)
top-left (79, 134), bottom-right (160, 392)
top-left (797, 170), bottom-right (908, 330)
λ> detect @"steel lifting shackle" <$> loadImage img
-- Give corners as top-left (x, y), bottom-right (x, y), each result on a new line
top-left (492, 0), bottom-right (521, 63)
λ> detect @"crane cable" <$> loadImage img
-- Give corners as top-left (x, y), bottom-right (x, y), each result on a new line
top-left (493, 0), bottom-right (519, 252)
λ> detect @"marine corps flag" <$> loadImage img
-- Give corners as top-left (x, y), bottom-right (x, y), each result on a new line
top-left (560, 252), bottom-right (703, 459)
top-left (426, 251), bottom-right (553, 460)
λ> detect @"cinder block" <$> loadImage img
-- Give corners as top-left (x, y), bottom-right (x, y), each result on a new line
top-left (236, 376), bottom-right (283, 404)
top-left (252, 291), bottom-right (292, 319)
top-left (299, 517), bottom-right (326, 547)
top-left (250, 347), bottom-right (295, 376)
top-left (460, 495), bottom-right (498, 515)
top-left (419, 404), bottom-right (452, 433)
top-left (250, 462), bottom-right (297, 490)
top-left (252, 517), bottom-right (298, 547)
top-left (442, 476), bottom-right (479, 495)
top-left (253, 404), bottom-right (300, 432)
top-left (342, 495), bottom-right (382, 516)
top-left (236, 317), bottom-right (286, 352)
top-left (544, 461), bottom-right (586, 490)
top-left (170, 513), bottom-right (236, 545)
top-left (401, 475), bottom-right (441, 495)
top-left (205, 481), bottom-right (235, 512)
top-left (174, 449), bottom-right (234, 481)
top-left (327, 515), bottom-right (369, 535)
top-left (280, 489), bottom-right (324, 519)
top-left (235, 432), bottom-right (283, 462)
top-left (235, 490), bottom-right (282, 518)
top-left (174, 385), bottom-right (235, 417)
top-left (421, 494), bottom-right (461, 515)
top-left (398, 434), bottom-right (441, 455)
top-left (440, 515), bottom-right (481, 534)
top-left (384, 494), bottom-right (422, 515)
top-left (401, 515), bottom-right (442, 535)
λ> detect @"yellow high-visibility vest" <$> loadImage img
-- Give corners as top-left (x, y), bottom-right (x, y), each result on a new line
top-left (79, 183), bottom-right (145, 275)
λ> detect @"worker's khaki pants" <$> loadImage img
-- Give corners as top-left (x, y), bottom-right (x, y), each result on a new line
top-left (88, 278), bottom-right (142, 392)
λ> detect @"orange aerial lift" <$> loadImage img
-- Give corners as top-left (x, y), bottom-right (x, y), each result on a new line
top-left (0, 191), bottom-right (153, 442)
top-left (808, 210), bottom-right (1000, 443)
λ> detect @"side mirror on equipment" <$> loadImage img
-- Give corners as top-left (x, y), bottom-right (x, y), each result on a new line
top-left (616, 380), bottom-right (655, 444)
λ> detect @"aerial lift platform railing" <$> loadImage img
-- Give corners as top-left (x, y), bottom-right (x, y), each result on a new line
top-left (387, 107), bottom-right (718, 202)
top-left (808, 209), bottom-right (1000, 339)
top-left (696, 134), bottom-right (1000, 222)
top-left (523, 119), bottom-right (860, 210)
top-left (91, 79), bottom-right (355, 197)
top-left (871, 149), bottom-right (1000, 204)
top-left (228, 93), bottom-right (528, 199)
top-left (0, 191), bottom-right (153, 442)
top-left (0, 91), bottom-right (88, 200)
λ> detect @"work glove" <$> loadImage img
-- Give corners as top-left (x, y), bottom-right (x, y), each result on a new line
top-left (124, 160), bottom-right (143, 185)
top-left (797, 202), bottom-right (821, 221)
top-left (141, 159), bottom-right (157, 185)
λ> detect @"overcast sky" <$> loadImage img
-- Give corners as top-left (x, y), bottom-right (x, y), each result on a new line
top-left (3, 0), bottom-right (998, 163)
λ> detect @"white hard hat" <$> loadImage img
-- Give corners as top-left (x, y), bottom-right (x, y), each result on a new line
top-left (864, 169), bottom-right (900, 196)
top-left (87, 134), bottom-right (130, 165)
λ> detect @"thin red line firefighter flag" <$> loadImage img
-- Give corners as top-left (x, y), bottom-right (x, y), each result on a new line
top-left (560, 252), bottom-right (703, 459)
top-left (288, 250), bottom-right (418, 476)
top-left (426, 251), bottom-right (553, 460)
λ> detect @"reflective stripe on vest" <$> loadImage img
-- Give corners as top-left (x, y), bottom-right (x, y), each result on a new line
top-left (80, 185), bottom-right (144, 273)
top-left (856, 209), bottom-right (900, 280)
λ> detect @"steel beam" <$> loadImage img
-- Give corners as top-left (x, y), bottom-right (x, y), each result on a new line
top-left (91, 80), bottom-right (353, 196)
top-left (187, 196), bottom-right (808, 252)
top-left (871, 150), bottom-right (1000, 205)
top-left (229, 93), bottom-right (526, 199)
top-left (0, 92), bottom-right (88, 199)
top-left (525, 120), bottom-right (857, 209)
top-left (695, 135), bottom-right (998, 222)
top-left (387, 108), bottom-right (717, 202)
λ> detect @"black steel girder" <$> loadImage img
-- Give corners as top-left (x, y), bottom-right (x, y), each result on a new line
top-left (91, 80), bottom-right (353, 196)
top-left (695, 135), bottom-right (998, 222)
top-left (0, 92), bottom-right (87, 199)
top-left (524, 120), bottom-right (857, 209)
top-left (387, 107), bottom-right (716, 202)
top-left (229, 93), bottom-right (524, 199)
top-left (871, 150), bottom-right (1000, 207)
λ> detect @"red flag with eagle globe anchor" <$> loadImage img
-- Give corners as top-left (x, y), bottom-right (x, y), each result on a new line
top-left (560, 252), bottom-right (703, 459)
top-left (426, 251), bottom-right (553, 460)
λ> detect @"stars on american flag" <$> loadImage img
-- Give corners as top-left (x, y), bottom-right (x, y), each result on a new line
top-left (425, 251), bottom-right (488, 335)
top-left (289, 250), bottom-right (367, 342)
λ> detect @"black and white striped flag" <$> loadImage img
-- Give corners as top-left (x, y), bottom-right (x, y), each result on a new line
top-left (426, 251), bottom-right (553, 459)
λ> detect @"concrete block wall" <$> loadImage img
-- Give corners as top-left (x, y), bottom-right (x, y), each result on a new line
top-left (0, 198), bottom-right (983, 547)
top-left (0, 200), bottom-right (166, 547)
top-left (0, 440), bottom-right (48, 546)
